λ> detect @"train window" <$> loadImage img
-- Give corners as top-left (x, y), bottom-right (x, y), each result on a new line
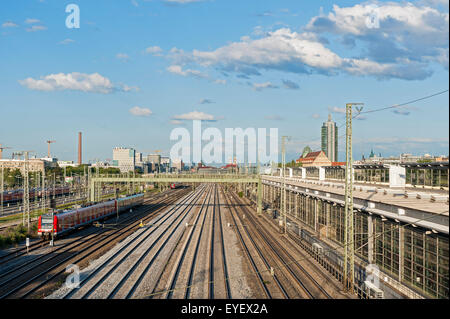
top-left (41, 215), bottom-right (53, 230)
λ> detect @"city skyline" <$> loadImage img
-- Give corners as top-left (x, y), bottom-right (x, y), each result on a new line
top-left (0, 0), bottom-right (448, 163)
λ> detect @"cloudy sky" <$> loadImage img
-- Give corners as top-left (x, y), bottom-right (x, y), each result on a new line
top-left (0, 0), bottom-right (448, 163)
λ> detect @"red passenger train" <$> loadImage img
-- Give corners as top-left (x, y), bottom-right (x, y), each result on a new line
top-left (170, 182), bottom-right (181, 189)
top-left (37, 194), bottom-right (144, 239)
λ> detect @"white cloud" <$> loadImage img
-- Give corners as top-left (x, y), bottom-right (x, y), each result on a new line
top-left (2, 21), bottom-right (18, 28)
top-left (59, 38), bottom-right (75, 45)
top-left (306, 2), bottom-right (449, 71)
top-left (120, 84), bottom-right (140, 92)
top-left (167, 65), bottom-right (208, 78)
top-left (328, 106), bottom-right (346, 114)
top-left (252, 82), bottom-right (278, 91)
top-left (171, 2), bottom-right (448, 81)
top-left (214, 79), bottom-right (227, 85)
top-left (307, 3), bottom-right (448, 37)
top-left (145, 46), bottom-right (163, 55)
top-left (173, 111), bottom-right (216, 121)
top-left (116, 53), bottom-right (130, 61)
top-left (312, 113), bottom-right (321, 119)
top-left (170, 119), bottom-right (184, 125)
top-left (25, 18), bottom-right (40, 24)
top-left (26, 25), bottom-right (47, 32)
top-left (192, 28), bottom-right (344, 74)
top-left (19, 72), bottom-right (136, 94)
top-left (129, 106), bottom-right (152, 117)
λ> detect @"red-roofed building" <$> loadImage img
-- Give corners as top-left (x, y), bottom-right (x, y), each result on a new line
top-left (221, 163), bottom-right (237, 169)
top-left (296, 150), bottom-right (332, 167)
top-left (332, 162), bottom-right (345, 166)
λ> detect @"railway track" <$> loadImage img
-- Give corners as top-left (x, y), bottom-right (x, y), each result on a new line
top-left (212, 185), bottom-right (231, 299)
top-left (184, 184), bottom-right (214, 298)
top-left (162, 184), bottom-right (231, 299)
top-left (164, 184), bottom-right (213, 299)
top-left (1, 183), bottom-right (347, 299)
top-left (0, 188), bottom-right (190, 299)
top-left (0, 190), bottom-right (180, 265)
top-left (257, 206), bottom-right (350, 298)
top-left (228, 190), bottom-right (333, 299)
top-left (222, 186), bottom-right (288, 299)
top-left (57, 185), bottom-right (208, 299)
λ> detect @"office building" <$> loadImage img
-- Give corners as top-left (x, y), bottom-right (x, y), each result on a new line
top-left (112, 147), bottom-right (136, 173)
top-left (321, 114), bottom-right (338, 162)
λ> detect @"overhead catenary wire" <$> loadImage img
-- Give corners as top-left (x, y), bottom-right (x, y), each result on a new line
top-left (294, 89), bottom-right (449, 146)
top-left (335, 89), bottom-right (449, 139)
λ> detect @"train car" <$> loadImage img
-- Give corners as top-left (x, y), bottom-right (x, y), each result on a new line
top-left (38, 193), bottom-right (144, 239)
top-left (1, 186), bottom-right (71, 205)
top-left (117, 193), bottom-right (144, 212)
top-left (170, 182), bottom-right (181, 189)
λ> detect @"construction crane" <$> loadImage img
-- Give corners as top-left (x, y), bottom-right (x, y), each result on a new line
top-left (11, 152), bottom-right (21, 160)
top-left (46, 140), bottom-right (56, 158)
top-left (0, 144), bottom-right (12, 160)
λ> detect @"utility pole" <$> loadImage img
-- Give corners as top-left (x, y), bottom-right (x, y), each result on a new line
top-left (281, 136), bottom-right (290, 234)
top-left (24, 152), bottom-right (30, 231)
top-left (35, 171), bottom-right (39, 210)
top-left (87, 166), bottom-right (91, 202)
top-left (1, 163), bottom-right (3, 216)
top-left (42, 168), bottom-right (46, 214)
top-left (53, 173), bottom-right (56, 199)
top-left (343, 103), bottom-right (363, 293)
top-left (84, 165), bottom-right (87, 200)
top-left (15, 151), bottom-right (33, 229)
top-left (257, 149), bottom-right (262, 216)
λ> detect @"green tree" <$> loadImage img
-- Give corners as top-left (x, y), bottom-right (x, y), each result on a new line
top-left (301, 146), bottom-right (312, 158)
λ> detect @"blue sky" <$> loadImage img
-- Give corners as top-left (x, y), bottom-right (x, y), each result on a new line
top-left (0, 0), bottom-right (448, 163)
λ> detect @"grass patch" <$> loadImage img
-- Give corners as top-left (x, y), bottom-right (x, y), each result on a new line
top-left (0, 223), bottom-right (38, 249)
top-left (0, 209), bottom-right (48, 224)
